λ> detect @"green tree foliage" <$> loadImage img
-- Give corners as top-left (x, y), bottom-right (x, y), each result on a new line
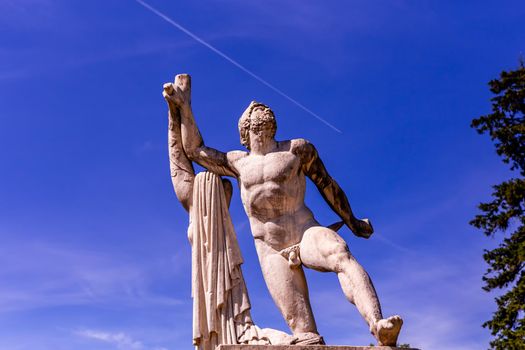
top-left (470, 61), bottom-right (525, 350)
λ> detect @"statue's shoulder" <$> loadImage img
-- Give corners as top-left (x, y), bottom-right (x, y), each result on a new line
top-left (226, 150), bottom-right (248, 163)
top-left (289, 138), bottom-right (315, 156)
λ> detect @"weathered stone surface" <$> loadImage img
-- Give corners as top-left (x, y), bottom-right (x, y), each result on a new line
top-left (218, 346), bottom-right (419, 350)
top-left (164, 74), bottom-right (405, 348)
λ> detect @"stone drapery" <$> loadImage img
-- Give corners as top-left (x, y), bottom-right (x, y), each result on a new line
top-left (189, 172), bottom-right (271, 350)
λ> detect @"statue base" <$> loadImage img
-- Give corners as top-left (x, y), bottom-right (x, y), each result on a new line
top-left (218, 346), bottom-right (419, 350)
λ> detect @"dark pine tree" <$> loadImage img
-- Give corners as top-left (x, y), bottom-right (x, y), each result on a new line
top-left (470, 61), bottom-right (525, 350)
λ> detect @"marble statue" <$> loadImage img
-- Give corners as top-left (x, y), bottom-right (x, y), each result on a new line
top-left (164, 74), bottom-right (403, 347)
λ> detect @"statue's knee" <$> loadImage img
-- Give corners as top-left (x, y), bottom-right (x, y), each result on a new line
top-left (327, 245), bottom-right (352, 272)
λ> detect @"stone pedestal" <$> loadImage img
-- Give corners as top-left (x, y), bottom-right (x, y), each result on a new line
top-left (218, 346), bottom-right (419, 350)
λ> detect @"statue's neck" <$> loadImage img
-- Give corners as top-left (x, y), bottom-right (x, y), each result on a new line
top-left (250, 138), bottom-right (277, 155)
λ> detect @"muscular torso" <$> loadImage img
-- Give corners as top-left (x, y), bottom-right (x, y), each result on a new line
top-left (233, 140), bottom-right (317, 251)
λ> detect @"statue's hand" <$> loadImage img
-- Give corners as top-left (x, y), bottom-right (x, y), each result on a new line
top-left (349, 218), bottom-right (374, 239)
top-left (163, 83), bottom-right (188, 108)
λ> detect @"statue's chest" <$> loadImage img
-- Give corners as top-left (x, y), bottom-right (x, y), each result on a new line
top-left (240, 152), bottom-right (300, 187)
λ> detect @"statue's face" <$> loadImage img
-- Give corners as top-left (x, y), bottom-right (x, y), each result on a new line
top-left (250, 106), bottom-right (276, 139)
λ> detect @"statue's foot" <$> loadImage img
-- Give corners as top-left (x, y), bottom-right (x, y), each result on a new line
top-left (293, 332), bottom-right (325, 345)
top-left (372, 315), bottom-right (403, 346)
top-left (256, 326), bottom-right (296, 345)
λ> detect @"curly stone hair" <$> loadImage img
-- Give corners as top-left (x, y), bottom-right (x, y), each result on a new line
top-left (238, 101), bottom-right (277, 150)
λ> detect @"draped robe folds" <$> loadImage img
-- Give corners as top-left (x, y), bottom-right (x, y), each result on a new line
top-left (189, 172), bottom-right (277, 350)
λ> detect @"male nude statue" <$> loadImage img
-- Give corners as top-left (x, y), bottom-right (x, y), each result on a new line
top-left (163, 74), bottom-right (403, 346)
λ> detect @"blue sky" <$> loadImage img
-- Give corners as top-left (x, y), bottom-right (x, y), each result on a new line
top-left (1, 1), bottom-right (524, 349)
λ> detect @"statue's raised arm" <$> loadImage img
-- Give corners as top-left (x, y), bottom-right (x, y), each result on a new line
top-left (163, 74), bottom-right (238, 178)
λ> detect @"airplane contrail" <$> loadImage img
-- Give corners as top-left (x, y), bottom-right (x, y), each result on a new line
top-left (135, 0), bottom-right (342, 134)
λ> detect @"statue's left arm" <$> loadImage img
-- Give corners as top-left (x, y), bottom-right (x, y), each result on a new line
top-left (296, 139), bottom-right (374, 238)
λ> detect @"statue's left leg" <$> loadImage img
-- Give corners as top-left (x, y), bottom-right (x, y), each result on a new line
top-left (300, 226), bottom-right (402, 346)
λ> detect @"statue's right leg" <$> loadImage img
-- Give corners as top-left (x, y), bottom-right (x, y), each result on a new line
top-left (254, 239), bottom-right (320, 342)
top-left (300, 226), bottom-right (402, 346)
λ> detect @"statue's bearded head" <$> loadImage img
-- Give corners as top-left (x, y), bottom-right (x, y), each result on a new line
top-left (238, 101), bottom-right (277, 150)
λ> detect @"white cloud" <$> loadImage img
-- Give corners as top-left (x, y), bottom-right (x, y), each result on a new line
top-left (76, 329), bottom-right (144, 350)
top-left (75, 329), bottom-right (171, 350)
